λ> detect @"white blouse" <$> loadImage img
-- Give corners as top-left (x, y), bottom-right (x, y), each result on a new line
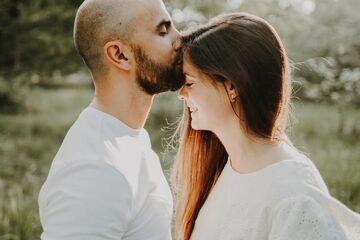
top-left (190, 150), bottom-right (360, 240)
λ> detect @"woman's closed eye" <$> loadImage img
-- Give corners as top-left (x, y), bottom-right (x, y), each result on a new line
top-left (184, 73), bottom-right (194, 88)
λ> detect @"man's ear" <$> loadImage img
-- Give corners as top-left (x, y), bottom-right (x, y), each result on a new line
top-left (103, 41), bottom-right (131, 71)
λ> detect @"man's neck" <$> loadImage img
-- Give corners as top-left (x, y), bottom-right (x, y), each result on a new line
top-left (91, 78), bottom-right (153, 130)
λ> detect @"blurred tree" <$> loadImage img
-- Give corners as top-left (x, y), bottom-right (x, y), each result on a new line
top-left (0, 0), bottom-right (84, 112)
top-left (0, 0), bottom-right (20, 72)
top-left (0, 0), bottom-right (84, 77)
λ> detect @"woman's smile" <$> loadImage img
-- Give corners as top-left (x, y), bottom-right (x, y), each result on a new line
top-left (189, 106), bottom-right (198, 113)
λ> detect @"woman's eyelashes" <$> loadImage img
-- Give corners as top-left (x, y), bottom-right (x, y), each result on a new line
top-left (184, 75), bottom-right (196, 88)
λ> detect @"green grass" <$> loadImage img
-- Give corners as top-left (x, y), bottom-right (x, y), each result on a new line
top-left (0, 87), bottom-right (359, 239)
top-left (0, 87), bottom-right (93, 240)
top-left (287, 102), bottom-right (360, 211)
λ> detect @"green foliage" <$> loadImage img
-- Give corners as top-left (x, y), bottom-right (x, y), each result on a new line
top-left (294, 58), bottom-right (360, 106)
top-left (0, 0), bottom-right (85, 112)
top-left (288, 102), bottom-right (360, 210)
top-left (0, 0), bottom-right (84, 77)
top-left (0, 88), bottom-right (93, 239)
top-left (0, 75), bottom-right (28, 113)
top-left (0, 187), bottom-right (41, 240)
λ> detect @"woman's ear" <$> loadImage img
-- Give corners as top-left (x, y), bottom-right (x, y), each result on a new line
top-left (103, 41), bottom-right (131, 71)
top-left (225, 80), bottom-right (238, 102)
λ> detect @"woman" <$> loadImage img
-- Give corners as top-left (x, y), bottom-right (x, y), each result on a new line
top-left (173, 13), bottom-right (360, 240)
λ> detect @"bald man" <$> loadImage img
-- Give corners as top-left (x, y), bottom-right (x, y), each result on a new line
top-left (38, 0), bottom-right (184, 239)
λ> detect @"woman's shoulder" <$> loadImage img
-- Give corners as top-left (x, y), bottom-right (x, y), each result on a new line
top-left (223, 149), bottom-right (330, 202)
top-left (255, 153), bottom-right (330, 203)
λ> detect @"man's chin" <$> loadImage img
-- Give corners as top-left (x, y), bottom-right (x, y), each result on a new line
top-left (137, 68), bottom-right (185, 95)
top-left (137, 78), bottom-right (166, 95)
top-left (137, 77), bottom-right (184, 95)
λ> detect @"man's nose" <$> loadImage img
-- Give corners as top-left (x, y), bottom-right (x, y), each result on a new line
top-left (173, 38), bottom-right (182, 51)
top-left (172, 29), bottom-right (182, 51)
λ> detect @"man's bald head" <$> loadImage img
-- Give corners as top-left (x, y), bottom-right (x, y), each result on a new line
top-left (74, 0), bottom-right (138, 75)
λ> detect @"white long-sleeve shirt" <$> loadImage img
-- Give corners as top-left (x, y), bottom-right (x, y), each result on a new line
top-left (191, 146), bottom-right (360, 240)
top-left (39, 106), bottom-right (173, 240)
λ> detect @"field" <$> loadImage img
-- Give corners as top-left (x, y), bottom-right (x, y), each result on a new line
top-left (0, 87), bottom-right (359, 239)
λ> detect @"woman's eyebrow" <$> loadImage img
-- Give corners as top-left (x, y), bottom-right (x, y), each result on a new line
top-left (184, 72), bottom-right (195, 77)
top-left (185, 74), bottom-right (195, 79)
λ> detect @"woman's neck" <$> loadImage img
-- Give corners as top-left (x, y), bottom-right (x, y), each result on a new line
top-left (214, 118), bottom-right (287, 174)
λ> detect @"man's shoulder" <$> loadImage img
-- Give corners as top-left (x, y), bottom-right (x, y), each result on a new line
top-left (45, 159), bottom-right (132, 191)
top-left (40, 159), bottom-right (134, 210)
top-left (46, 135), bottom-right (155, 200)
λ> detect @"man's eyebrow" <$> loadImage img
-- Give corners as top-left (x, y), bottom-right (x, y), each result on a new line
top-left (155, 19), bottom-right (171, 30)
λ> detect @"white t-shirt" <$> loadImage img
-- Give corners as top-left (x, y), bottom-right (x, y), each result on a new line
top-left (39, 106), bottom-right (173, 240)
top-left (190, 146), bottom-right (360, 240)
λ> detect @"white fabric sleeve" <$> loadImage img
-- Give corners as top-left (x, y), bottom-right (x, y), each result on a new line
top-left (41, 161), bottom-right (133, 240)
top-left (269, 195), bottom-right (348, 240)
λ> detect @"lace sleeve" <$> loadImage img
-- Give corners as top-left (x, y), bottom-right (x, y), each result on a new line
top-left (269, 195), bottom-right (348, 240)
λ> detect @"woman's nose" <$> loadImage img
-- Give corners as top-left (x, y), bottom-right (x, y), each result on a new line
top-left (178, 86), bottom-right (187, 100)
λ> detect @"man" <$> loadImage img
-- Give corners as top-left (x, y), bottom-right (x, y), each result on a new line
top-left (38, 0), bottom-right (184, 239)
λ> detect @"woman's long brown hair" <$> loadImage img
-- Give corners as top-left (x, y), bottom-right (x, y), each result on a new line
top-left (172, 13), bottom-right (291, 240)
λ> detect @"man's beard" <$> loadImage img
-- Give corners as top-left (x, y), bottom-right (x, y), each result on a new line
top-left (133, 45), bottom-right (184, 95)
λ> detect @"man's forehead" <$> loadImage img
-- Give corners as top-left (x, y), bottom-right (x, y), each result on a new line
top-left (133, 0), bottom-right (170, 25)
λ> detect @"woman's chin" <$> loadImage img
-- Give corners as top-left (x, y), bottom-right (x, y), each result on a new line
top-left (190, 120), bottom-right (200, 130)
top-left (190, 120), bottom-right (207, 131)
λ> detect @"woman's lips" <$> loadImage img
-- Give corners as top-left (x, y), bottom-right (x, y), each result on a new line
top-left (189, 107), bottom-right (198, 113)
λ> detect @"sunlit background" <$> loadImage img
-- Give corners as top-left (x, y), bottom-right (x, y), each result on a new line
top-left (0, 0), bottom-right (359, 238)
